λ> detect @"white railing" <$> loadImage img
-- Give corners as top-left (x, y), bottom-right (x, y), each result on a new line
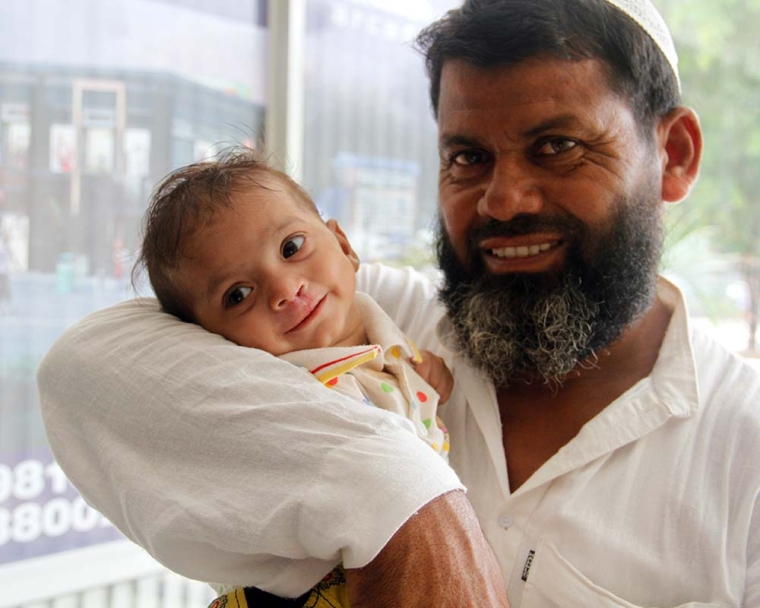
top-left (0, 540), bottom-right (216, 608)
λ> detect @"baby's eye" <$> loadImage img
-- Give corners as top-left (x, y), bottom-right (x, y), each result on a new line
top-left (226, 286), bottom-right (252, 307)
top-left (282, 235), bottom-right (305, 259)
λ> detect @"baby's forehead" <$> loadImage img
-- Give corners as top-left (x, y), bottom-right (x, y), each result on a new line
top-left (228, 174), bottom-right (321, 219)
top-left (228, 192), bottom-right (313, 221)
top-left (188, 182), bottom-right (320, 244)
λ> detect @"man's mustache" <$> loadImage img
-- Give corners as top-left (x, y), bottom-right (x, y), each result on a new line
top-left (467, 214), bottom-right (584, 246)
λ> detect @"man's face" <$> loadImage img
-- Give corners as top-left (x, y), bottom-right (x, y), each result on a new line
top-left (435, 57), bottom-right (665, 386)
top-left (176, 178), bottom-right (365, 355)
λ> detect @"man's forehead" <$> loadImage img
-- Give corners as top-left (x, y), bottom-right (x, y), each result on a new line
top-left (435, 57), bottom-right (640, 146)
top-left (438, 56), bottom-right (604, 89)
top-left (437, 57), bottom-right (615, 115)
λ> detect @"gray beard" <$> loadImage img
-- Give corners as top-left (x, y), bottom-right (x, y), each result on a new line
top-left (440, 272), bottom-right (599, 388)
top-left (436, 194), bottom-right (663, 389)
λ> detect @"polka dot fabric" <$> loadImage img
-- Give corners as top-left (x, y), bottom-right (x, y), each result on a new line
top-left (279, 293), bottom-right (450, 461)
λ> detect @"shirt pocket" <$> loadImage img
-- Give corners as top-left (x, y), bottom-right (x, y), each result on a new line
top-left (520, 538), bottom-right (729, 608)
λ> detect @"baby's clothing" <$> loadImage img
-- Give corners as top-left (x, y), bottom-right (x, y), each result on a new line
top-left (280, 292), bottom-right (449, 459)
top-left (210, 567), bottom-right (348, 608)
top-left (210, 292), bottom-right (450, 607)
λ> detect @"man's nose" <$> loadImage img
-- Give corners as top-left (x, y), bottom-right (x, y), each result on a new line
top-left (476, 158), bottom-right (544, 221)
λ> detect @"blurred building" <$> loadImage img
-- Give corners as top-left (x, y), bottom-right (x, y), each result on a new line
top-left (0, 1), bottom-right (457, 605)
top-left (0, 64), bottom-right (265, 277)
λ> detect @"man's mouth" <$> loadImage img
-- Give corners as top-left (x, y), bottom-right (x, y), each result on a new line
top-left (488, 240), bottom-right (561, 259)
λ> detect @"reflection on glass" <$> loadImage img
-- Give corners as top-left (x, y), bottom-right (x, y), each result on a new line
top-left (303, 0), bottom-right (460, 268)
top-left (0, 0), bottom-right (267, 597)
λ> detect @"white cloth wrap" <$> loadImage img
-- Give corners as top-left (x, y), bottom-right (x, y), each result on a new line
top-left (37, 295), bottom-right (462, 596)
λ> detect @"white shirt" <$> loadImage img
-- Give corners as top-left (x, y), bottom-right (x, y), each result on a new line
top-left (38, 263), bottom-right (760, 606)
top-left (358, 263), bottom-right (760, 608)
top-left (37, 288), bottom-right (463, 596)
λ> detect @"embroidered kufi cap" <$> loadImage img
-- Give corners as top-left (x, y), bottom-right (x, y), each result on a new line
top-left (603, 0), bottom-right (681, 90)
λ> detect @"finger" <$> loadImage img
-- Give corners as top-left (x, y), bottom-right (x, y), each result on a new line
top-left (437, 370), bottom-right (454, 404)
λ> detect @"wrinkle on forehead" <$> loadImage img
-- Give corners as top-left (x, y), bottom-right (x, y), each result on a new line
top-left (437, 57), bottom-right (622, 115)
top-left (437, 57), bottom-right (639, 148)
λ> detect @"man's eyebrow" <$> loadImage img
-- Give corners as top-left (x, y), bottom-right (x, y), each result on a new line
top-left (439, 134), bottom-right (481, 149)
top-left (439, 115), bottom-right (583, 149)
top-left (522, 115), bottom-right (582, 138)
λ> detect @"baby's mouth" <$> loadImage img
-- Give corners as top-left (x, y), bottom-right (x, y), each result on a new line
top-left (284, 294), bottom-right (326, 334)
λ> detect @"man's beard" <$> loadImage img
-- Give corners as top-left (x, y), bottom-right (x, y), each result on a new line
top-left (436, 190), bottom-right (664, 389)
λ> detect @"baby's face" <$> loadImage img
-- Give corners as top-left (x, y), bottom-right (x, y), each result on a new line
top-left (177, 178), bottom-right (365, 355)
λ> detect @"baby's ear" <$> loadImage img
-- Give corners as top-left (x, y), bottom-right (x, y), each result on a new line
top-left (326, 219), bottom-right (360, 271)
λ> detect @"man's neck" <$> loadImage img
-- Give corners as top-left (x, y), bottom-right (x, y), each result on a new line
top-left (497, 296), bottom-right (673, 491)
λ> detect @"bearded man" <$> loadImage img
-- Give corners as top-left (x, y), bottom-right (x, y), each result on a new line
top-left (39, 0), bottom-right (760, 606)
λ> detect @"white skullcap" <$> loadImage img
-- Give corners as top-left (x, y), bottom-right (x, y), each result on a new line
top-left (603, 0), bottom-right (681, 90)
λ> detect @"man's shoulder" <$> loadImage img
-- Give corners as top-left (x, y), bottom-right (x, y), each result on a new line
top-left (689, 324), bottom-right (760, 436)
top-left (357, 262), bottom-right (439, 297)
top-left (356, 263), bottom-right (445, 353)
top-left (690, 324), bottom-right (760, 387)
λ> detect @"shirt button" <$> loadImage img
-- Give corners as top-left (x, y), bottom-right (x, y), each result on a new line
top-left (498, 514), bottom-right (513, 529)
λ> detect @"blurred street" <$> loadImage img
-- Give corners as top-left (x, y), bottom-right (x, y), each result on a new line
top-left (0, 272), bottom-right (136, 453)
top-left (0, 271), bottom-right (134, 356)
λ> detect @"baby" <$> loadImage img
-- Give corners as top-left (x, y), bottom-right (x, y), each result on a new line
top-left (135, 147), bottom-right (452, 608)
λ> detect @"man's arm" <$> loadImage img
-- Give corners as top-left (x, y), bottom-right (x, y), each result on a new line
top-left (36, 297), bottom-right (504, 600)
top-left (347, 490), bottom-right (509, 607)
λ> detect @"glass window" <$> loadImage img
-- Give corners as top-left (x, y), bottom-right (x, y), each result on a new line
top-left (0, 0), bottom-right (267, 602)
top-left (302, 0), bottom-right (460, 270)
top-left (0, 0), bottom-right (758, 604)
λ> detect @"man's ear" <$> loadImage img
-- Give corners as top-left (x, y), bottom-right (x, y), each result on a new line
top-left (326, 219), bottom-right (360, 271)
top-left (656, 106), bottom-right (703, 203)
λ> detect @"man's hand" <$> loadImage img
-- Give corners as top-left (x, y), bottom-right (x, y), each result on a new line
top-left (345, 490), bottom-right (509, 607)
top-left (414, 349), bottom-right (455, 404)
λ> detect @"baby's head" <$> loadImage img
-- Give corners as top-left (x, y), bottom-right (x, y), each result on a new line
top-left (136, 147), bottom-right (366, 355)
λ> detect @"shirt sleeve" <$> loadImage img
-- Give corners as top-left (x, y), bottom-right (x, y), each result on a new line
top-left (745, 493), bottom-right (760, 606)
top-left (356, 263), bottom-right (445, 353)
top-left (37, 298), bottom-right (463, 597)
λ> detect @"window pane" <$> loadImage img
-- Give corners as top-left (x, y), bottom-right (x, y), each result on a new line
top-left (0, 0), bottom-right (267, 599)
top-left (302, 0), bottom-right (460, 268)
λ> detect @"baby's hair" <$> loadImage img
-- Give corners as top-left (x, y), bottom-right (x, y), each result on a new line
top-left (133, 146), bottom-right (320, 322)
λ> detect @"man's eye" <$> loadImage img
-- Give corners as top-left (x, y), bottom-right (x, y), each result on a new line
top-left (451, 149), bottom-right (488, 166)
top-left (535, 138), bottom-right (577, 156)
top-left (226, 286), bottom-right (252, 307)
top-left (282, 235), bottom-right (305, 259)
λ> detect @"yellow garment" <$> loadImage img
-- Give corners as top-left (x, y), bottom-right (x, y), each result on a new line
top-left (209, 567), bottom-right (350, 608)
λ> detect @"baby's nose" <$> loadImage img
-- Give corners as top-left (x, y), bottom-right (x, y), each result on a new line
top-left (269, 279), bottom-right (304, 310)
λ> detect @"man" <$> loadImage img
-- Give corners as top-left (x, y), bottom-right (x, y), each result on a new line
top-left (38, 0), bottom-right (760, 606)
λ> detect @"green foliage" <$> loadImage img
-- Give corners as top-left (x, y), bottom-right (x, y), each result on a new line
top-left (655, 0), bottom-right (760, 349)
top-left (661, 212), bottom-right (741, 319)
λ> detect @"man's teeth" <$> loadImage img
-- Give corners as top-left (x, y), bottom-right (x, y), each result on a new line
top-left (491, 242), bottom-right (554, 259)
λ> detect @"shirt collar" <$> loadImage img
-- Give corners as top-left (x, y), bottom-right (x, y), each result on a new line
top-left (647, 276), bottom-right (700, 417)
top-left (435, 276), bottom-right (700, 417)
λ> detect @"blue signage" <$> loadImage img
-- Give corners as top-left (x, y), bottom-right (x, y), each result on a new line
top-left (0, 448), bottom-right (122, 565)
